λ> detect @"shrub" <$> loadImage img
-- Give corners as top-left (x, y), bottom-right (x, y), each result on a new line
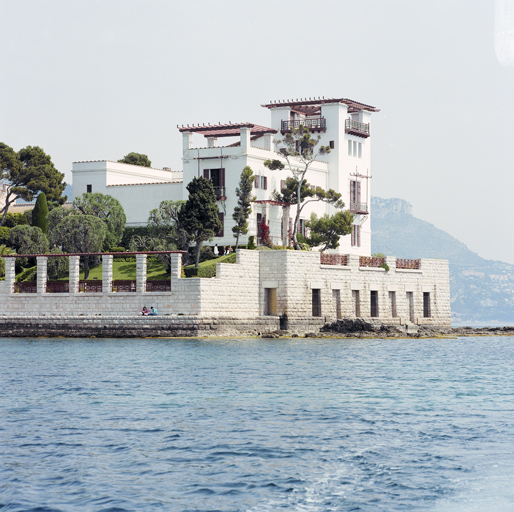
top-left (0, 227), bottom-right (10, 245)
top-left (109, 246), bottom-right (126, 253)
top-left (247, 236), bottom-right (256, 249)
top-left (16, 266), bottom-right (37, 282)
top-left (121, 226), bottom-right (151, 248)
top-left (4, 212), bottom-right (28, 228)
top-left (47, 249), bottom-right (69, 280)
top-left (200, 245), bottom-right (215, 262)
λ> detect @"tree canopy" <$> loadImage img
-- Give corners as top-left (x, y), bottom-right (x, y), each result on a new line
top-left (305, 211), bottom-right (354, 252)
top-left (0, 143), bottom-right (66, 226)
top-left (8, 225), bottom-right (49, 255)
top-left (51, 215), bottom-right (107, 279)
top-left (118, 152), bottom-right (152, 167)
top-left (179, 177), bottom-right (222, 267)
top-left (232, 166), bottom-right (255, 250)
top-left (264, 125), bottom-right (332, 248)
top-left (73, 192), bottom-right (126, 250)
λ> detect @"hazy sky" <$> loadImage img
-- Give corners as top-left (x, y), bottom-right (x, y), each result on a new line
top-left (2, 0), bottom-right (514, 263)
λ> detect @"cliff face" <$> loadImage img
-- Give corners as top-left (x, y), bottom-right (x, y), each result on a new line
top-left (371, 197), bottom-right (514, 324)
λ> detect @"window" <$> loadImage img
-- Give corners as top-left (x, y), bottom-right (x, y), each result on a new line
top-left (348, 140), bottom-right (352, 156)
top-left (203, 168), bottom-right (225, 198)
top-left (333, 289), bottom-right (342, 319)
top-left (217, 212), bottom-right (224, 237)
top-left (389, 291), bottom-right (398, 317)
top-left (265, 288), bottom-right (277, 315)
top-left (350, 180), bottom-right (361, 211)
top-left (423, 292), bottom-right (431, 318)
top-left (299, 219), bottom-right (307, 237)
top-left (371, 291), bottom-right (379, 317)
top-left (351, 225), bottom-right (361, 247)
top-left (329, 140), bottom-right (335, 149)
top-left (312, 289), bottom-right (321, 317)
top-left (407, 292), bottom-right (415, 323)
top-left (261, 176), bottom-right (267, 190)
top-left (358, 142), bottom-right (362, 158)
top-left (353, 141), bottom-right (357, 156)
top-left (352, 290), bottom-right (361, 317)
top-left (87, 184), bottom-right (92, 193)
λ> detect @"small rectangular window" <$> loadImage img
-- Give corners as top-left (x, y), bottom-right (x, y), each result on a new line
top-left (333, 289), bottom-right (341, 319)
top-left (371, 291), bottom-right (379, 318)
top-left (312, 289), bottom-right (321, 317)
top-left (423, 292), bottom-right (431, 318)
top-left (87, 184), bottom-right (92, 193)
top-left (261, 176), bottom-right (267, 190)
top-left (329, 140), bottom-right (335, 149)
top-left (265, 288), bottom-right (277, 316)
top-left (348, 140), bottom-right (352, 156)
top-left (389, 291), bottom-right (398, 317)
top-left (254, 176), bottom-right (259, 189)
top-left (353, 141), bottom-right (357, 156)
top-left (358, 143), bottom-right (362, 158)
top-left (407, 292), bottom-right (415, 323)
top-left (351, 225), bottom-right (361, 247)
top-left (352, 290), bottom-right (360, 317)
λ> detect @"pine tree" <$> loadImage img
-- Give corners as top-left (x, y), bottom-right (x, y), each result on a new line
top-left (232, 166), bottom-right (255, 250)
top-left (32, 192), bottom-right (49, 234)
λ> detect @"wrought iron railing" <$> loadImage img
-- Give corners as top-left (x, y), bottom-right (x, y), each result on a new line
top-left (359, 256), bottom-right (385, 268)
top-left (345, 119), bottom-right (370, 137)
top-left (213, 186), bottom-right (226, 199)
top-left (350, 201), bottom-right (368, 214)
top-left (281, 117), bottom-right (327, 132)
top-left (146, 280), bottom-right (171, 292)
top-left (320, 254), bottom-right (349, 266)
top-left (14, 282), bottom-right (37, 293)
top-left (112, 280), bottom-right (136, 292)
top-left (46, 281), bottom-right (69, 293)
top-left (79, 280), bottom-right (103, 293)
top-left (396, 259), bottom-right (420, 270)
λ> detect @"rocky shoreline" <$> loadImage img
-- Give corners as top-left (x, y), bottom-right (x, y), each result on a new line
top-left (264, 319), bottom-right (514, 339)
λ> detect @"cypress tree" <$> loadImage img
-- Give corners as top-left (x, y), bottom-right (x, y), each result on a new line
top-left (32, 192), bottom-right (49, 234)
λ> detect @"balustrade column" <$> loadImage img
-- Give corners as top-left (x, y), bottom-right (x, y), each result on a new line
top-left (170, 253), bottom-right (182, 279)
top-left (136, 254), bottom-right (147, 293)
top-left (69, 256), bottom-right (80, 293)
top-left (385, 256), bottom-right (396, 271)
top-left (36, 257), bottom-right (48, 295)
top-left (5, 258), bottom-right (16, 294)
top-left (102, 255), bottom-right (113, 293)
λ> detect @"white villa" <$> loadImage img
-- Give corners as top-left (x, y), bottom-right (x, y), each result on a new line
top-left (71, 97), bottom-right (378, 255)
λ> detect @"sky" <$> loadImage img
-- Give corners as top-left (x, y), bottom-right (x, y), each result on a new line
top-left (2, 0), bottom-right (514, 263)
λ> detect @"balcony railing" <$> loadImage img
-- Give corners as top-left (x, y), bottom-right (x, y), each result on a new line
top-left (46, 281), bottom-right (69, 293)
top-left (146, 280), bottom-right (171, 292)
top-left (345, 119), bottom-right (370, 138)
top-left (79, 280), bottom-right (103, 292)
top-left (281, 117), bottom-right (327, 133)
top-left (396, 259), bottom-right (420, 270)
top-left (359, 256), bottom-right (385, 268)
top-left (14, 282), bottom-right (37, 293)
top-left (320, 254), bottom-right (348, 266)
top-left (112, 280), bottom-right (136, 292)
top-left (349, 201), bottom-right (368, 214)
top-left (213, 186), bottom-right (226, 200)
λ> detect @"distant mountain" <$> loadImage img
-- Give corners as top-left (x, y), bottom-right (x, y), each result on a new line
top-left (371, 197), bottom-right (514, 324)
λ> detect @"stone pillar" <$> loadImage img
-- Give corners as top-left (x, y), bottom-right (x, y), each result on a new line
top-left (136, 254), bottom-right (147, 293)
top-left (170, 253), bottom-right (182, 280)
top-left (36, 256), bottom-right (48, 295)
top-left (5, 258), bottom-right (15, 294)
top-left (348, 254), bottom-right (360, 269)
top-left (69, 256), bottom-right (80, 294)
top-left (102, 255), bottom-right (113, 293)
top-left (182, 132), bottom-right (192, 151)
top-left (385, 256), bottom-right (396, 271)
top-left (207, 137), bottom-right (217, 148)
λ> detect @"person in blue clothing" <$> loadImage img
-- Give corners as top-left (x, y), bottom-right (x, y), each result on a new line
top-left (148, 306), bottom-right (158, 316)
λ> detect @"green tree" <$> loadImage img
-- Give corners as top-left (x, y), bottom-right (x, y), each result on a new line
top-left (73, 193), bottom-right (126, 250)
top-left (232, 166), bottom-right (255, 250)
top-left (179, 177), bottom-right (222, 268)
top-left (118, 152), bottom-right (152, 167)
top-left (264, 125), bottom-right (333, 248)
top-left (32, 192), bottom-right (49, 234)
top-left (47, 248), bottom-right (69, 280)
top-left (51, 215), bottom-right (107, 279)
top-left (8, 225), bottom-right (49, 254)
top-left (0, 143), bottom-right (67, 226)
top-left (305, 211), bottom-right (354, 252)
top-left (4, 212), bottom-right (28, 228)
top-left (0, 244), bottom-right (15, 277)
top-left (47, 206), bottom-right (71, 246)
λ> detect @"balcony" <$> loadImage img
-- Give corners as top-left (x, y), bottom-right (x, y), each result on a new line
top-left (281, 117), bottom-right (326, 134)
top-left (345, 119), bottom-right (370, 138)
top-left (350, 201), bottom-right (368, 214)
top-left (213, 186), bottom-right (226, 200)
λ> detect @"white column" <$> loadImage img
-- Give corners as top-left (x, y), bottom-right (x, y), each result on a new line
top-left (170, 253), bottom-right (182, 280)
top-left (36, 256), bottom-right (48, 294)
top-left (102, 255), bottom-right (113, 293)
top-left (69, 256), bottom-right (80, 293)
top-left (136, 254), bottom-right (147, 293)
top-left (240, 127), bottom-right (251, 153)
top-left (5, 258), bottom-right (15, 294)
top-left (182, 132), bottom-right (192, 151)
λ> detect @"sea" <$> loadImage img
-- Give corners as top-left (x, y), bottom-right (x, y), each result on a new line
top-left (1, 336), bottom-right (514, 512)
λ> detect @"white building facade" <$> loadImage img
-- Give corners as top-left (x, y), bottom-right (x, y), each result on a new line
top-left (71, 97), bottom-right (378, 255)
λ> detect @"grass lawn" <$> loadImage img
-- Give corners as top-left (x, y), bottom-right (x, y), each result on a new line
top-left (79, 259), bottom-right (170, 280)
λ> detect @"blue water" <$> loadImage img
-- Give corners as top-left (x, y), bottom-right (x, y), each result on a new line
top-left (1, 336), bottom-right (514, 512)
